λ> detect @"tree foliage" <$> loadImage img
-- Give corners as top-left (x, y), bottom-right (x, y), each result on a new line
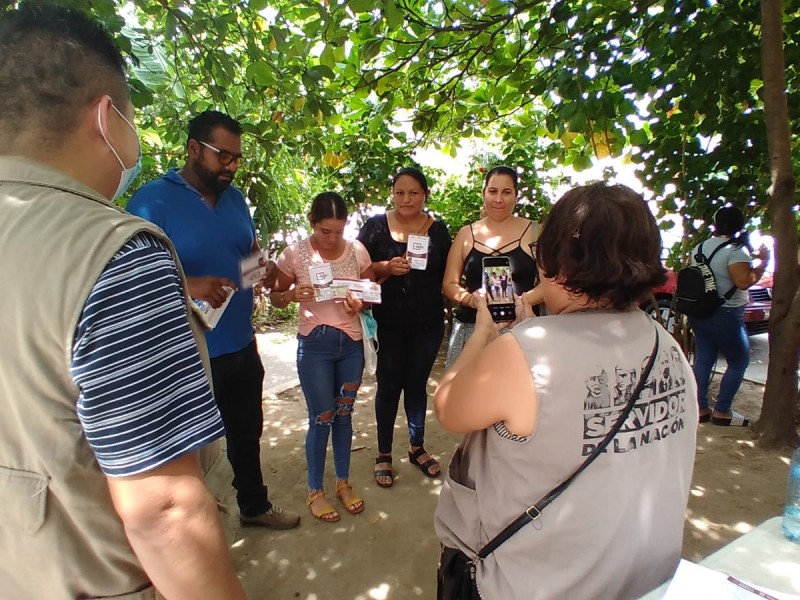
top-left (8, 0), bottom-right (798, 443)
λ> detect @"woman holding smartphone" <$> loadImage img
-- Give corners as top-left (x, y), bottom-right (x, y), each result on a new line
top-left (442, 165), bottom-right (541, 367)
top-left (434, 183), bottom-right (697, 599)
top-left (271, 192), bottom-right (374, 523)
top-left (357, 167), bottom-right (452, 488)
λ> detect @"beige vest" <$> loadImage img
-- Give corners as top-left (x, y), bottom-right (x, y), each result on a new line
top-left (0, 157), bottom-right (231, 599)
top-left (435, 310), bottom-right (698, 600)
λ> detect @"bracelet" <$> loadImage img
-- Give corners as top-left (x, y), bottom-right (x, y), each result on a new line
top-left (460, 293), bottom-right (472, 308)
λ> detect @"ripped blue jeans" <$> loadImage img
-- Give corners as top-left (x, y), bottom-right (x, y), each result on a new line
top-left (297, 325), bottom-right (364, 491)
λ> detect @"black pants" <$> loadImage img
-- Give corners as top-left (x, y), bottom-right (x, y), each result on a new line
top-left (374, 319), bottom-right (444, 453)
top-left (210, 339), bottom-right (270, 517)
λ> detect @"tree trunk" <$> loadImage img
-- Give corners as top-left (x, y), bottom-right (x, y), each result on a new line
top-left (753, 0), bottom-right (800, 448)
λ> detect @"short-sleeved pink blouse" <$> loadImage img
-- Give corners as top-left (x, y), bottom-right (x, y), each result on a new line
top-left (276, 237), bottom-right (372, 340)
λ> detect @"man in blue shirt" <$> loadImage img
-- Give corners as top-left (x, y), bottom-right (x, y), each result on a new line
top-left (128, 111), bottom-right (300, 530)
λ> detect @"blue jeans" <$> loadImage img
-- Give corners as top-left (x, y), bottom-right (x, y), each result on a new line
top-left (689, 305), bottom-right (749, 414)
top-left (375, 320), bottom-right (444, 453)
top-left (297, 325), bottom-right (364, 490)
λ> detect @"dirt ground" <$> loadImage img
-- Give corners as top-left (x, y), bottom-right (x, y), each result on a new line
top-left (228, 354), bottom-right (794, 600)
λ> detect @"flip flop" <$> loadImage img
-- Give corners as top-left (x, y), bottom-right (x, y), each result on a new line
top-left (374, 455), bottom-right (394, 488)
top-left (711, 412), bottom-right (750, 427)
top-left (408, 447), bottom-right (440, 478)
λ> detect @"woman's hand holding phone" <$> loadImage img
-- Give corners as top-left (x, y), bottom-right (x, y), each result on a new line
top-left (473, 291), bottom-right (511, 343)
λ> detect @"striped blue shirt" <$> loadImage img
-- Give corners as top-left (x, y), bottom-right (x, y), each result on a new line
top-left (71, 233), bottom-right (224, 477)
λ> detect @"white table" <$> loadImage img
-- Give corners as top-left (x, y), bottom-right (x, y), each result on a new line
top-left (640, 517), bottom-right (800, 598)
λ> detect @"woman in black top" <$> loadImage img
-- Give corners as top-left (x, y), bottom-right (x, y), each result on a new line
top-left (442, 166), bottom-right (542, 368)
top-left (357, 168), bottom-right (452, 487)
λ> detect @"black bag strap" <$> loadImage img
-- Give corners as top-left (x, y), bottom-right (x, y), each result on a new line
top-left (696, 239), bottom-right (738, 300)
top-left (475, 325), bottom-right (661, 561)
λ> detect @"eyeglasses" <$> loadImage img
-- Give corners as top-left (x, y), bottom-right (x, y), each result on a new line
top-left (198, 140), bottom-right (244, 167)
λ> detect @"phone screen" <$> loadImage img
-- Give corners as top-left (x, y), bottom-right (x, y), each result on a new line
top-left (482, 256), bottom-right (516, 322)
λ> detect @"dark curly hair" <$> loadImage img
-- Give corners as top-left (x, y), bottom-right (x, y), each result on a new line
top-left (536, 183), bottom-right (667, 310)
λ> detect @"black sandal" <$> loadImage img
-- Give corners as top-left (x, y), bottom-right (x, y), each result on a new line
top-left (374, 455), bottom-right (394, 488)
top-left (408, 447), bottom-right (440, 478)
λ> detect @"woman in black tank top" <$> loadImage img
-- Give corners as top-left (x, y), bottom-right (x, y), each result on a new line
top-left (442, 166), bottom-right (542, 367)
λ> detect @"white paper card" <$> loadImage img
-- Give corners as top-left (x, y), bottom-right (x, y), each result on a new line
top-left (664, 559), bottom-right (799, 600)
top-left (309, 263), bottom-right (334, 301)
top-left (240, 250), bottom-right (269, 289)
top-left (329, 278), bottom-right (383, 303)
top-left (192, 286), bottom-right (235, 329)
top-left (406, 234), bottom-right (430, 270)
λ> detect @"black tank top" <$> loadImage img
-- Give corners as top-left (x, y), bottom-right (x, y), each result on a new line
top-left (454, 222), bottom-right (538, 323)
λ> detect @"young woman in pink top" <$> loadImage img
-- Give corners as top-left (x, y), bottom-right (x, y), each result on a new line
top-left (271, 192), bottom-right (374, 523)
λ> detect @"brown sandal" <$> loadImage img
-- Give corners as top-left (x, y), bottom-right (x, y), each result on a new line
top-left (336, 480), bottom-right (365, 515)
top-left (306, 490), bottom-right (340, 523)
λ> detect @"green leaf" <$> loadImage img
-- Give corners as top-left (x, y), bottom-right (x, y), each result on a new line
top-left (629, 129), bottom-right (649, 147)
top-left (349, 0), bottom-right (376, 14)
top-left (247, 61), bottom-right (273, 87)
top-left (361, 39), bottom-right (383, 62)
top-left (308, 65), bottom-right (336, 81)
top-left (320, 44), bottom-right (336, 69)
top-left (250, 0), bottom-right (270, 11)
top-left (573, 154), bottom-right (593, 171)
top-left (383, 0), bottom-right (404, 30)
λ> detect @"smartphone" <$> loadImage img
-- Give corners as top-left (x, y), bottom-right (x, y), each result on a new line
top-left (482, 256), bottom-right (516, 322)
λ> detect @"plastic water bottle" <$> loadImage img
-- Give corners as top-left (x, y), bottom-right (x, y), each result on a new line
top-left (782, 447), bottom-right (800, 542)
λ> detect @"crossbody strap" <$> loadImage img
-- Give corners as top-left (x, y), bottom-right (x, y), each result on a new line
top-left (475, 325), bottom-right (661, 561)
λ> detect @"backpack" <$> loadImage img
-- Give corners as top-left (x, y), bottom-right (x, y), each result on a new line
top-left (675, 239), bottom-right (738, 317)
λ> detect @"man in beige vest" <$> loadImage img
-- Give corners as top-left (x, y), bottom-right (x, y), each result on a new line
top-left (0, 6), bottom-right (246, 599)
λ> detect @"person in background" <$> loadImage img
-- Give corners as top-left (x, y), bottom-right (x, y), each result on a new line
top-left (128, 110), bottom-right (300, 530)
top-left (442, 165), bottom-right (542, 368)
top-left (357, 167), bottom-right (452, 487)
top-left (0, 6), bottom-right (245, 598)
top-left (689, 205), bottom-right (770, 426)
top-left (271, 192), bottom-right (374, 522)
top-left (434, 183), bottom-right (698, 600)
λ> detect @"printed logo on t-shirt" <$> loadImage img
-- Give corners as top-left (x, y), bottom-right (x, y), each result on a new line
top-left (581, 346), bottom-right (688, 456)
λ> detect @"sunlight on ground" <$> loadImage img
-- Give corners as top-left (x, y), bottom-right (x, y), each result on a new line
top-left (367, 583), bottom-right (391, 600)
top-left (369, 511), bottom-right (389, 525)
top-left (687, 516), bottom-right (755, 541)
top-left (690, 485), bottom-right (705, 497)
top-left (733, 521), bottom-right (753, 534)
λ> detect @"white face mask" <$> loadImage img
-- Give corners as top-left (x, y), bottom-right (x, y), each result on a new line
top-left (98, 103), bottom-right (142, 200)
